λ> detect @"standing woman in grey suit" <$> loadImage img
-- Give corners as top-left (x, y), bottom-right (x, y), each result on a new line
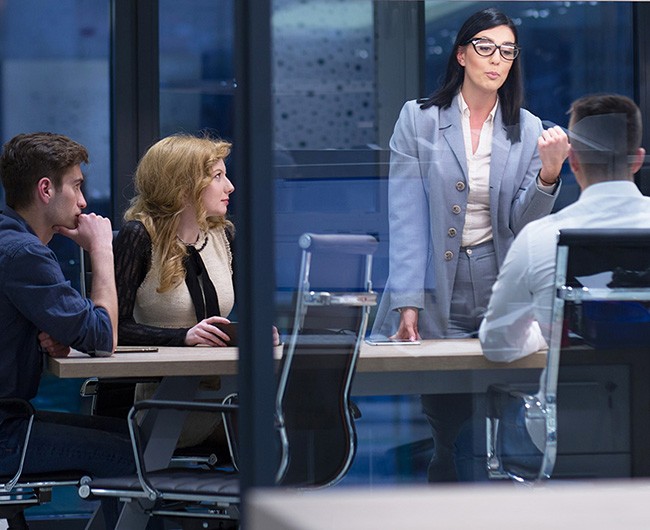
top-left (371, 8), bottom-right (569, 481)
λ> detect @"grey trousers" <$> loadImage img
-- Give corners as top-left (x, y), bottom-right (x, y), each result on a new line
top-left (422, 240), bottom-right (497, 482)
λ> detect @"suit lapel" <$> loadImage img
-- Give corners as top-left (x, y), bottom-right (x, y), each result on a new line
top-left (489, 107), bottom-right (512, 212)
top-left (439, 105), bottom-right (468, 182)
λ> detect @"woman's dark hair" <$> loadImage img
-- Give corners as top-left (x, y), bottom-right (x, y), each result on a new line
top-left (418, 8), bottom-right (524, 142)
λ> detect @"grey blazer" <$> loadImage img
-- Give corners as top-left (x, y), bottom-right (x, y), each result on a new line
top-left (372, 99), bottom-right (559, 339)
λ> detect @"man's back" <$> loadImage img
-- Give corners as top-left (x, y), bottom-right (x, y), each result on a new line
top-left (480, 180), bottom-right (650, 361)
top-left (0, 209), bottom-right (49, 400)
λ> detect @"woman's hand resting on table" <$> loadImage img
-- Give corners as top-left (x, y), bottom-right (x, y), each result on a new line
top-left (390, 307), bottom-right (421, 342)
top-left (185, 316), bottom-right (282, 347)
top-left (185, 316), bottom-right (233, 347)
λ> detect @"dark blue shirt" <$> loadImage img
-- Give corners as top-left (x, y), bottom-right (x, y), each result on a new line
top-left (0, 208), bottom-right (113, 401)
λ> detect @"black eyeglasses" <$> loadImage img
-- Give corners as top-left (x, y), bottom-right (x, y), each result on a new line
top-left (466, 38), bottom-right (520, 61)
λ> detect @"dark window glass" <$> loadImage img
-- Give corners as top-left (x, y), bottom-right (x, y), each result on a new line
top-left (159, 0), bottom-right (236, 140)
top-left (0, 0), bottom-right (110, 289)
top-left (424, 1), bottom-right (634, 210)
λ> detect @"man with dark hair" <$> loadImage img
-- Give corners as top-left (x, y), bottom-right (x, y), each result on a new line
top-left (0, 132), bottom-right (134, 522)
top-left (480, 94), bottom-right (650, 360)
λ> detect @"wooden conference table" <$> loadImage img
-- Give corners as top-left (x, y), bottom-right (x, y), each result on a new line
top-left (48, 340), bottom-right (545, 530)
top-left (49, 339), bottom-right (546, 395)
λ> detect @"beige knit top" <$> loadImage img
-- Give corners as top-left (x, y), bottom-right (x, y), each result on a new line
top-left (134, 228), bottom-right (234, 327)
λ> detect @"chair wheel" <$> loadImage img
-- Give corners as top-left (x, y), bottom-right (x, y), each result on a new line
top-left (79, 483), bottom-right (91, 498)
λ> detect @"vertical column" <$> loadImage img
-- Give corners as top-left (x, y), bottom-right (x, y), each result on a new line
top-left (374, 1), bottom-right (424, 152)
top-left (110, 0), bottom-right (160, 224)
top-left (634, 3), bottom-right (650, 196)
top-left (234, 0), bottom-right (277, 523)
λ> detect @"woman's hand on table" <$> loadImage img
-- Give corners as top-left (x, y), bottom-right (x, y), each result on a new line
top-left (390, 307), bottom-right (421, 342)
top-left (186, 318), bottom-right (280, 347)
top-left (185, 316), bottom-right (232, 347)
top-left (38, 331), bottom-right (71, 358)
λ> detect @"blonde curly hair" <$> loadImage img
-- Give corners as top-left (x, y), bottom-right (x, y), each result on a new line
top-left (124, 134), bottom-right (233, 293)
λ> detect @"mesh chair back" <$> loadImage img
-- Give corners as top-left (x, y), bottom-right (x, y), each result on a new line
top-left (539, 229), bottom-right (650, 479)
top-left (276, 233), bottom-right (377, 487)
top-left (488, 228), bottom-right (650, 482)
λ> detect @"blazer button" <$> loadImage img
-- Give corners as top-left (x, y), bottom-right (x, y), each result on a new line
top-left (444, 251), bottom-right (454, 261)
top-left (451, 205), bottom-right (461, 214)
top-left (448, 227), bottom-right (457, 237)
top-left (456, 181), bottom-right (466, 191)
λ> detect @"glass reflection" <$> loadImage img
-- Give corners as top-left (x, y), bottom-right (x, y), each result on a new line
top-left (271, 0), bottom-right (637, 487)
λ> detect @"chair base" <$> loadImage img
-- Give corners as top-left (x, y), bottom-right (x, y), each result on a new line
top-left (486, 384), bottom-right (545, 482)
top-left (0, 509), bottom-right (29, 530)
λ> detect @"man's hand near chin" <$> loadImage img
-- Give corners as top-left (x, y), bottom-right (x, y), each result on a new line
top-left (54, 212), bottom-right (114, 252)
top-left (38, 331), bottom-right (71, 358)
top-left (54, 212), bottom-right (118, 354)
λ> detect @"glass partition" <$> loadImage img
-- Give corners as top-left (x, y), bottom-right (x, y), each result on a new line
top-left (157, 0), bottom-right (639, 491)
top-left (0, 0), bottom-right (640, 524)
top-left (270, 0), bottom-right (636, 486)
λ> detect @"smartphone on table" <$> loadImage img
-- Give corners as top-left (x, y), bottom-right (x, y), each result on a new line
top-left (364, 338), bottom-right (421, 346)
top-left (214, 322), bottom-right (238, 347)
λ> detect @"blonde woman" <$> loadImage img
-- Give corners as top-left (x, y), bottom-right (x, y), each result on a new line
top-left (114, 134), bottom-right (237, 448)
top-left (115, 134), bottom-right (237, 348)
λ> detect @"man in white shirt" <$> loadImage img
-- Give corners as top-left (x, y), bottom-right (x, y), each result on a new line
top-left (480, 93), bottom-right (650, 362)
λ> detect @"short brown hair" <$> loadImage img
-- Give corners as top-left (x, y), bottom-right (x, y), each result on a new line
top-left (568, 94), bottom-right (642, 178)
top-left (0, 132), bottom-right (89, 209)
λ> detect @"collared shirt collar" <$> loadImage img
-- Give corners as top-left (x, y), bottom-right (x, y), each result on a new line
top-left (457, 91), bottom-right (498, 124)
top-left (2, 206), bottom-right (37, 237)
top-left (580, 180), bottom-right (642, 200)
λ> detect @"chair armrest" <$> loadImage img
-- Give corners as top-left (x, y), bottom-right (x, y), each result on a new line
top-left (299, 233), bottom-right (378, 255)
top-left (486, 384), bottom-right (536, 418)
top-left (221, 394), bottom-right (241, 471)
top-left (126, 399), bottom-right (239, 501)
top-left (0, 398), bottom-right (36, 491)
top-left (79, 377), bottom-right (163, 398)
top-left (0, 398), bottom-right (35, 419)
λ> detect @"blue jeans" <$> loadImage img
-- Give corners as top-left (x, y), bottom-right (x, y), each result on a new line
top-left (0, 410), bottom-right (136, 528)
top-left (0, 410), bottom-right (134, 477)
top-left (497, 396), bottom-right (544, 480)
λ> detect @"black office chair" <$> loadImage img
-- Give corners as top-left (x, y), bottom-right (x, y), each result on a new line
top-left (79, 233), bottom-right (227, 470)
top-left (486, 229), bottom-right (650, 482)
top-left (77, 232), bottom-right (378, 527)
top-left (0, 399), bottom-right (87, 530)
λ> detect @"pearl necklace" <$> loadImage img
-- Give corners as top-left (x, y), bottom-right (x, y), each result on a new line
top-left (177, 230), bottom-right (208, 252)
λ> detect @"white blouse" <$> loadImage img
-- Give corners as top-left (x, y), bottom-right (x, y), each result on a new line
top-left (458, 92), bottom-right (497, 247)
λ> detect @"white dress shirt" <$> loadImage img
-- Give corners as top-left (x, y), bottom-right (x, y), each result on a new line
top-left (459, 93), bottom-right (495, 247)
top-left (479, 180), bottom-right (650, 362)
